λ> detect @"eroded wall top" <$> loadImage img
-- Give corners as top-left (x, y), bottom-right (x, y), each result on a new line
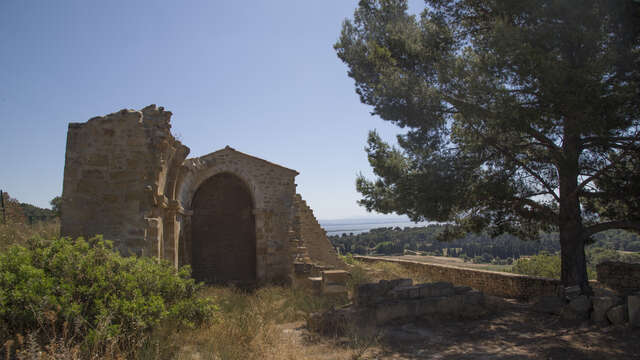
top-left (61, 105), bottom-right (189, 256)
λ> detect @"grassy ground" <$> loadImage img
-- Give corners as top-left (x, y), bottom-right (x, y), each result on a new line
top-left (141, 285), bottom-right (364, 360)
top-left (151, 260), bottom-right (640, 360)
top-left (141, 261), bottom-right (412, 360)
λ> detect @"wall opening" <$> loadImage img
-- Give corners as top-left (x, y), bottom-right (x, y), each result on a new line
top-left (190, 172), bottom-right (256, 284)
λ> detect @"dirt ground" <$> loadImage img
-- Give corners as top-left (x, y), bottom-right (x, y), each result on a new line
top-left (284, 297), bottom-right (640, 360)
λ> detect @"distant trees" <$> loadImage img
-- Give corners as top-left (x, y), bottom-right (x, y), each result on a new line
top-left (336, 0), bottom-right (640, 293)
top-left (50, 196), bottom-right (62, 217)
top-left (330, 225), bottom-right (640, 268)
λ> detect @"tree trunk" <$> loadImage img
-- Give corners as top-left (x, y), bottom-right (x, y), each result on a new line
top-left (559, 120), bottom-right (590, 294)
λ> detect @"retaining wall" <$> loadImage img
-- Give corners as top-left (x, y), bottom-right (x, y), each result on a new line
top-left (354, 256), bottom-right (563, 300)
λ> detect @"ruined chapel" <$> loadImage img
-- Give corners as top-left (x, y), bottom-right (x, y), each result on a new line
top-left (60, 105), bottom-right (343, 285)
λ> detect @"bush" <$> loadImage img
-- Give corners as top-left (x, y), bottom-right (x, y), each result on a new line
top-left (510, 252), bottom-right (561, 279)
top-left (0, 236), bottom-right (215, 357)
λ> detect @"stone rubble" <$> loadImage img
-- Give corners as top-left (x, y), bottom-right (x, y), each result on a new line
top-left (308, 279), bottom-right (488, 334)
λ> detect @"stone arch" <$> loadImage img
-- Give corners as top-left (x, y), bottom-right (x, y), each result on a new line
top-left (190, 172), bottom-right (257, 284)
top-left (173, 147), bottom-right (299, 284)
top-left (176, 160), bottom-right (263, 212)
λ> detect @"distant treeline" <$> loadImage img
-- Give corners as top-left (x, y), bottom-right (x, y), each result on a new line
top-left (19, 202), bottom-right (57, 223)
top-left (329, 225), bottom-right (640, 260)
top-left (0, 191), bottom-right (58, 224)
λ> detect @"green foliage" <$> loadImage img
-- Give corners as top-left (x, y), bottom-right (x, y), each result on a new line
top-left (0, 236), bottom-right (215, 355)
top-left (336, 0), bottom-right (640, 287)
top-left (49, 196), bottom-right (62, 218)
top-left (331, 224), bottom-right (561, 260)
top-left (510, 252), bottom-right (562, 279)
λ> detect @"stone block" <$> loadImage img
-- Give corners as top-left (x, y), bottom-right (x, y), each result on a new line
top-left (294, 262), bottom-right (311, 275)
top-left (356, 282), bottom-right (386, 306)
top-left (462, 290), bottom-right (484, 307)
top-left (569, 295), bottom-right (592, 313)
top-left (607, 304), bottom-right (628, 325)
top-left (592, 296), bottom-right (621, 323)
top-left (375, 301), bottom-right (417, 324)
top-left (321, 270), bottom-right (350, 287)
top-left (418, 282), bottom-right (455, 298)
top-left (390, 286), bottom-right (412, 299)
top-left (454, 286), bottom-right (473, 295)
top-left (308, 276), bottom-right (322, 294)
top-left (628, 294), bottom-right (640, 328)
top-left (389, 278), bottom-right (413, 288)
top-left (322, 284), bottom-right (348, 295)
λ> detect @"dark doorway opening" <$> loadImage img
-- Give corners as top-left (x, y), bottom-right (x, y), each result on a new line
top-left (191, 173), bottom-right (256, 284)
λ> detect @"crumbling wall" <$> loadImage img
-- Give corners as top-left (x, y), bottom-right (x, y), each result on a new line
top-left (597, 261), bottom-right (640, 295)
top-left (293, 195), bottom-right (344, 269)
top-left (61, 105), bottom-right (189, 257)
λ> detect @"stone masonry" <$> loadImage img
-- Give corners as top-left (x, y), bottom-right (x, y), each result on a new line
top-left (61, 105), bottom-right (344, 285)
top-left (292, 195), bottom-right (344, 269)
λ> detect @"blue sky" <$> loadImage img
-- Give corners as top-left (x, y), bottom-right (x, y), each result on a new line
top-left (0, 0), bottom-right (425, 220)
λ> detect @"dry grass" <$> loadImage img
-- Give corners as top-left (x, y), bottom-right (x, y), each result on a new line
top-left (143, 285), bottom-right (354, 360)
top-left (0, 219), bottom-right (59, 251)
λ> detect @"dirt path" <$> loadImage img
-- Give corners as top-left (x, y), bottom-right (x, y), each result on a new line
top-left (288, 297), bottom-right (640, 360)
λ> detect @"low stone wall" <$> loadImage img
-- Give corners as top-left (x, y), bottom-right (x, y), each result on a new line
top-left (597, 261), bottom-right (640, 295)
top-left (308, 279), bottom-right (486, 333)
top-left (354, 256), bottom-right (563, 300)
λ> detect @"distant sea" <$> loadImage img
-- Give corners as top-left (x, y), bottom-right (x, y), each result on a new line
top-left (319, 217), bottom-right (432, 236)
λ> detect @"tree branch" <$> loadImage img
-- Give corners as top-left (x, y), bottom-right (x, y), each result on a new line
top-left (584, 221), bottom-right (640, 237)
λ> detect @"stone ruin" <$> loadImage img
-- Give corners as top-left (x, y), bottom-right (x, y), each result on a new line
top-left (60, 105), bottom-right (343, 285)
top-left (308, 278), bottom-right (487, 334)
top-left (530, 261), bottom-right (640, 328)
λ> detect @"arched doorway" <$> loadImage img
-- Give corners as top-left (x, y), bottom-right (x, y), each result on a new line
top-left (190, 172), bottom-right (256, 284)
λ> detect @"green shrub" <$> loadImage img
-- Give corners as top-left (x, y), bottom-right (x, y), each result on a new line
top-left (510, 252), bottom-right (562, 279)
top-left (0, 236), bottom-right (215, 356)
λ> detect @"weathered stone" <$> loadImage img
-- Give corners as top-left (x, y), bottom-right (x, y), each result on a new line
top-left (560, 295), bottom-right (592, 321)
top-left (628, 294), bottom-right (640, 328)
top-left (569, 295), bottom-right (592, 313)
top-left (356, 282), bottom-right (386, 306)
top-left (607, 305), bottom-right (628, 325)
top-left (389, 278), bottom-right (413, 288)
top-left (533, 296), bottom-right (565, 315)
top-left (454, 286), bottom-right (473, 295)
top-left (597, 262), bottom-right (640, 295)
top-left (353, 256), bottom-right (564, 300)
top-left (308, 277), bottom-right (323, 294)
top-left (61, 105), bottom-right (344, 286)
top-left (592, 296), bottom-right (621, 323)
top-left (564, 285), bottom-right (581, 300)
top-left (322, 270), bottom-right (350, 286)
top-left (418, 282), bottom-right (455, 298)
top-left (313, 279), bottom-right (488, 328)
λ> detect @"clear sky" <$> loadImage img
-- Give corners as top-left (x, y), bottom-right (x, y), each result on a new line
top-left (0, 0), bottom-right (425, 220)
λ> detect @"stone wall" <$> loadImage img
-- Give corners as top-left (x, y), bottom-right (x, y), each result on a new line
top-left (597, 261), bottom-right (640, 295)
top-left (175, 147), bottom-right (298, 284)
top-left (61, 105), bottom-right (189, 256)
top-left (308, 278), bottom-right (487, 333)
top-left (355, 256), bottom-right (563, 300)
top-left (293, 194), bottom-right (344, 269)
top-left (61, 104), bottom-right (340, 285)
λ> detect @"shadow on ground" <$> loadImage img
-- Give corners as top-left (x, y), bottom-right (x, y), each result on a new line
top-left (322, 297), bottom-right (640, 360)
